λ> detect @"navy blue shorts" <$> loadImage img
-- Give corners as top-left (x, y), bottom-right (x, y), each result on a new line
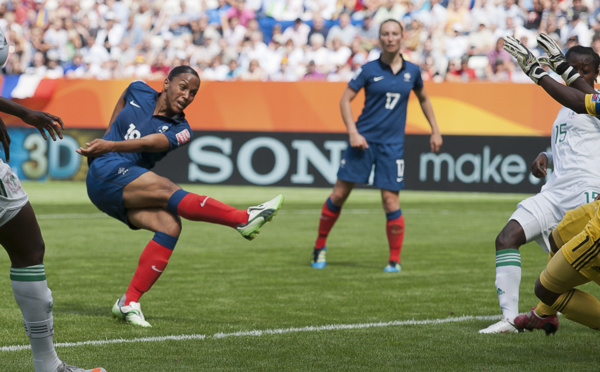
top-left (337, 142), bottom-right (405, 192)
top-left (86, 156), bottom-right (149, 229)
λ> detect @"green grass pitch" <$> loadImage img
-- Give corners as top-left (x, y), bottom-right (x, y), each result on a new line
top-left (1, 182), bottom-right (599, 371)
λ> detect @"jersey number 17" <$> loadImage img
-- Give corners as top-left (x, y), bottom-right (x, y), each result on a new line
top-left (385, 93), bottom-right (401, 110)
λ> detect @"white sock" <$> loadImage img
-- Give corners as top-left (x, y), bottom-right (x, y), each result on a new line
top-left (11, 265), bottom-right (62, 372)
top-left (494, 249), bottom-right (521, 321)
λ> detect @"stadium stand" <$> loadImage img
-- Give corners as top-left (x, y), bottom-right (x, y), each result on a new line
top-left (0, 0), bottom-right (597, 83)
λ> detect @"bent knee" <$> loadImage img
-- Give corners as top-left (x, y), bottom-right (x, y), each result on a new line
top-left (7, 239), bottom-right (45, 267)
top-left (153, 211), bottom-right (182, 237)
top-left (495, 221), bottom-right (526, 250)
top-left (534, 277), bottom-right (559, 306)
top-left (161, 219), bottom-right (182, 237)
top-left (330, 190), bottom-right (350, 206)
top-left (495, 232), bottom-right (522, 251)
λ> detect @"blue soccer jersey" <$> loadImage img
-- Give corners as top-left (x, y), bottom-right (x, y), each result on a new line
top-left (101, 80), bottom-right (192, 169)
top-left (348, 56), bottom-right (423, 145)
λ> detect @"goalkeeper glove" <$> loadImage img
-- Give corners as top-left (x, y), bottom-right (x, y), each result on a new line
top-left (502, 36), bottom-right (548, 85)
top-left (537, 33), bottom-right (580, 85)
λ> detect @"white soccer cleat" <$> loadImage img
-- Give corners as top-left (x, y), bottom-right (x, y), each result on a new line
top-left (57, 362), bottom-right (106, 372)
top-left (112, 296), bottom-right (152, 328)
top-left (479, 317), bottom-right (520, 334)
top-left (236, 194), bottom-right (284, 240)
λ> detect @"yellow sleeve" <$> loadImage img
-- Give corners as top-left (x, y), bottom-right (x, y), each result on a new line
top-left (585, 94), bottom-right (599, 116)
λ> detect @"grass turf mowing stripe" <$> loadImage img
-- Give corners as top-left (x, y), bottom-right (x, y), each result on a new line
top-left (34, 208), bottom-right (511, 220)
top-left (0, 315), bottom-right (501, 352)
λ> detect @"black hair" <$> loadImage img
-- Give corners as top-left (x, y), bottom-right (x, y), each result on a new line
top-left (167, 65), bottom-right (199, 81)
top-left (566, 45), bottom-right (600, 73)
top-left (379, 19), bottom-right (404, 36)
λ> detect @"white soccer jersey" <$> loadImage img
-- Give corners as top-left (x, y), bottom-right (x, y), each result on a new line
top-left (0, 160), bottom-right (28, 227)
top-left (512, 105), bottom-right (600, 252)
top-left (543, 105), bottom-right (600, 194)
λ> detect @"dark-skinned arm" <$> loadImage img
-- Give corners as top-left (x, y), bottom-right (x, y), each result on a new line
top-left (538, 75), bottom-right (588, 114)
top-left (568, 76), bottom-right (597, 95)
top-left (0, 96), bottom-right (64, 141)
top-left (0, 97), bottom-right (65, 161)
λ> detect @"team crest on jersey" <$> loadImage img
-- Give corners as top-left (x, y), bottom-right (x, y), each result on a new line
top-left (159, 125), bottom-right (169, 133)
top-left (351, 67), bottom-right (362, 80)
top-left (591, 94), bottom-right (600, 103)
top-left (176, 129), bottom-right (191, 145)
top-left (403, 72), bottom-right (411, 82)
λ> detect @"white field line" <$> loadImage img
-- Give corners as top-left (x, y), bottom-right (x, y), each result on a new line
top-left (35, 208), bottom-right (507, 220)
top-left (0, 315), bottom-right (500, 353)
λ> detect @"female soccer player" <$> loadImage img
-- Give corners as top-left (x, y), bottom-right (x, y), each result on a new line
top-left (0, 97), bottom-right (104, 371)
top-left (310, 19), bottom-right (442, 272)
top-left (77, 65), bottom-right (283, 327)
top-left (500, 34), bottom-right (600, 334)
top-left (480, 45), bottom-right (600, 334)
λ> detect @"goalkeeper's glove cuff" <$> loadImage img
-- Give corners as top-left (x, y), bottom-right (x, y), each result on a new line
top-left (530, 67), bottom-right (549, 85)
top-left (561, 66), bottom-right (580, 85)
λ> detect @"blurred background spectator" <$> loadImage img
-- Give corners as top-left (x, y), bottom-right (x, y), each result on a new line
top-left (0, 0), bottom-right (594, 83)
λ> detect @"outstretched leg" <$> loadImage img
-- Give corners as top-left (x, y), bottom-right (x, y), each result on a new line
top-left (167, 189), bottom-right (248, 227)
top-left (123, 172), bottom-right (283, 240)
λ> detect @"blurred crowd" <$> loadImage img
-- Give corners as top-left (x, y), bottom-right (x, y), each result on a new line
top-left (0, 0), bottom-right (598, 83)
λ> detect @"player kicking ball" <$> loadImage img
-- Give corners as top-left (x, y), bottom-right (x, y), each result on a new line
top-left (77, 66), bottom-right (284, 327)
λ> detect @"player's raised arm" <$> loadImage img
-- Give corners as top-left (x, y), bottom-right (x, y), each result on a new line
top-left (536, 33), bottom-right (595, 94)
top-left (503, 36), bottom-right (589, 115)
top-left (538, 77), bottom-right (588, 114)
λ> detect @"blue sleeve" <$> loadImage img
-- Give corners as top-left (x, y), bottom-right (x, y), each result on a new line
top-left (125, 80), bottom-right (155, 101)
top-left (348, 65), bottom-right (367, 92)
top-left (123, 85), bottom-right (132, 101)
top-left (413, 65), bottom-right (424, 91)
top-left (124, 81), bottom-right (144, 100)
top-left (163, 122), bottom-right (193, 149)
